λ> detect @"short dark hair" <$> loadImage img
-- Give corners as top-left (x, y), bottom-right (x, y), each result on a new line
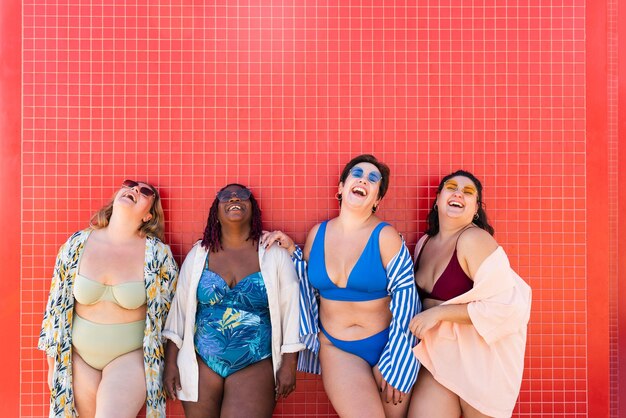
top-left (200, 183), bottom-right (263, 252)
top-left (338, 154), bottom-right (391, 201)
top-left (425, 170), bottom-right (494, 236)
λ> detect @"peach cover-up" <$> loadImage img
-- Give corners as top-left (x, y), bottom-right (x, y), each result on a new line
top-left (412, 242), bottom-right (532, 418)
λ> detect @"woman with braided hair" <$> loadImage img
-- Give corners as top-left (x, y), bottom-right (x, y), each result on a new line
top-left (163, 183), bottom-right (303, 418)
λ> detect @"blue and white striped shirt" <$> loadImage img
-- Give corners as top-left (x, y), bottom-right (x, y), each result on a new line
top-left (293, 240), bottom-right (421, 393)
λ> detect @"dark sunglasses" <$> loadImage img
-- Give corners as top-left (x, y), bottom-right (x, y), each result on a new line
top-left (216, 188), bottom-right (252, 202)
top-left (122, 179), bottom-right (156, 198)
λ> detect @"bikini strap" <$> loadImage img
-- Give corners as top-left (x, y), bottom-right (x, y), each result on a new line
top-left (415, 235), bottom-right (431, 268)
top-left (454, 225), bottom-right (476, 250)
top-left (373, 221), bottom-right (390, 235)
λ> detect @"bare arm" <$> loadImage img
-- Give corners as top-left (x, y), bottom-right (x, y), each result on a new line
top-left (274, 352), bottom-right (299, 400)
top-left (46, 356), bottom-right (54, 391)
top-left (163, 340), bottom-right (181, 400)
top-left (409, 303), bottom-right (472, 339)
top-left (456, 227), bottom-right (499, 278)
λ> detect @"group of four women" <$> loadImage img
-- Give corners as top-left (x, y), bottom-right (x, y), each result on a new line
top-left (39, 154), bottom-right (531, 418)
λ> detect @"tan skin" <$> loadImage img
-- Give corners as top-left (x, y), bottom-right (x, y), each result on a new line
top-left (163, 185), bottom-right (298, 418)
top-left (262, 162), bottom-right (411, 418)
top-left (407, 176), bottom-right (498, 418)
top-left (46, 182), bottom-right (156, 418)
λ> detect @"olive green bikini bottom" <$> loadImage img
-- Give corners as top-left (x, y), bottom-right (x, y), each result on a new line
top-left (72, 314), bottom-right (144, 370)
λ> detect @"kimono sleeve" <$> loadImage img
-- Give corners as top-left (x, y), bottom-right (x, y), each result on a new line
top-left (38, 239), bottom-right (71, 357)
top-left (276, 247), bottom-right (305, 354)
top-left (291, 245), bottom-right (322, 375)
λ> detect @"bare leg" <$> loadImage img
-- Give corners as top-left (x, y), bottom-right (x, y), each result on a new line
top-left (72, 350), bottom-right (101, 418)
top-left (407, 367), bottom-right (462, 418)
top-left (460, 399), bottom-right (494, 418)
top-left (221, 358), bottom-right (275, 418)
top-left (95, 348), bottom-right (146, 418)
top-left (182, 354), bottom-right (224, 418)
top-left (318, 336), bottom-right (386, 418)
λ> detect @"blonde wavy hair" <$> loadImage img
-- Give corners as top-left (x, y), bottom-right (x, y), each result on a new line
top-left (89, 182), bottom-right (165, 241)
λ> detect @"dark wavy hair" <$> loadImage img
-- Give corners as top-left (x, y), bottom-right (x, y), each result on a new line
top-left (338, 154), bottom-right (391, 210)
top-left (200, 183), bottom-right (263, 252)
top-left (425, 170), bottom-right (494, 236)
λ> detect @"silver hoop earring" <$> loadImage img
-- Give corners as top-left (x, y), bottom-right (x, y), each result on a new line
top-left (474, 213), bottom-right (479, 220)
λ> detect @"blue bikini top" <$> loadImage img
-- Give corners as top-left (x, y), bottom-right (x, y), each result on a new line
top-left (308, 221), bottom-right (390, 302)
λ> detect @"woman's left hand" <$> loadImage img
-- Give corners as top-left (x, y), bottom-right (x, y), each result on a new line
top-left (274, 352), bottom-right (298, 400)
top-left (373, 366), bottom-right (407, 405)
top-left (260, 230), bottom-right (297, 255)
top-left (409, 307), bottom-right (442, 340)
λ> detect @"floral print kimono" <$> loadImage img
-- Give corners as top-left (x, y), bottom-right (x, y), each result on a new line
top-left (38, 229), bottom-right (178, 418)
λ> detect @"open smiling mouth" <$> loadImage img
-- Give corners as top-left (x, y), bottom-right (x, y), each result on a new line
top-left (227, 204), bottom-right (243, 212)
top-left (352, 186), bottom-right (367, 197)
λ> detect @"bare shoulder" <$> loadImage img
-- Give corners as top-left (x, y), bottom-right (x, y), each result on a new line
top-left (302, 222), bottom-right (323, 260)
top-left (379, 223), bottom-right (403, 265)
top-left (305, 223), bottom-right (322, 245)
top-left (457, 227), bottom-right (499, 277)
top-left (413, 234), bottom-right (429, 261)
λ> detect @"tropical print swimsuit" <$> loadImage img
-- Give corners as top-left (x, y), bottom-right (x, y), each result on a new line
top-left (194, 260), bottom-right (272, 377)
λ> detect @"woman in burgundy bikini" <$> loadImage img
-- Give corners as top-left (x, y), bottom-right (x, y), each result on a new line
top-left (408, 170), bottom-right (531, 418)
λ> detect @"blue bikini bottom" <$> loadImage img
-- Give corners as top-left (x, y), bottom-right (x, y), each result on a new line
top-left (319, 323), bottom-right (389, 367)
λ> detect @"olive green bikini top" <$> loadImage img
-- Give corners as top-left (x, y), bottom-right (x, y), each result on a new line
top-left (73, 274), bottom-right (146, 310)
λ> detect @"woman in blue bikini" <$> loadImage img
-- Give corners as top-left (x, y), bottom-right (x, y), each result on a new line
top-left (262, 154), bottom-right (421, 418)
top-left (163, 183), bottom-right (304, 418)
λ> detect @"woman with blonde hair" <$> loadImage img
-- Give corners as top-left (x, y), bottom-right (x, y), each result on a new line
top-left (39, 179), bottom-right (178, 418)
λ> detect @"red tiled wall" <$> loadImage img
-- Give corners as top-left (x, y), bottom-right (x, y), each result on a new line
top-left (2, 0), bottom-right (616, 416)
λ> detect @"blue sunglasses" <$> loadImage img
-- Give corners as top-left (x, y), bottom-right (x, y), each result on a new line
top-left (349, 167), bottom-right (382, 183)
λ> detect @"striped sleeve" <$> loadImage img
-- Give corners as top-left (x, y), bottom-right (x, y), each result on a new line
top-left (377, 242), bottom-right (421, 393)
top-left (292, 245), bottom-right (322, 375)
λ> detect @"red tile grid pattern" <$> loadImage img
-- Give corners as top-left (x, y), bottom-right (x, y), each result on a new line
top-left (607, 0), bottom-right (619, 415)
top-left (20, 1), bottom-right (587, 417)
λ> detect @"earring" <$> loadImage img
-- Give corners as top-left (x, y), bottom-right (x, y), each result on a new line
top-left (433, 203), bottom-right (438, 210)
top-left (335, 192), bottom-right (342, 201)
top-left (473, 213), bottom-right (479, 220)
top-left (372, 204), bottom-right (378, 213)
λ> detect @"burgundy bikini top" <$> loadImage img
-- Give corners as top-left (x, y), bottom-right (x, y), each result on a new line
top-left (414, 233), bottom-right (474, 301)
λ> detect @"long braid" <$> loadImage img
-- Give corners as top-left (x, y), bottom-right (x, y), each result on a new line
top-left (249, 194), bottom-right (263, 243)
top-left (200, 198), bottom-right (221, 252)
